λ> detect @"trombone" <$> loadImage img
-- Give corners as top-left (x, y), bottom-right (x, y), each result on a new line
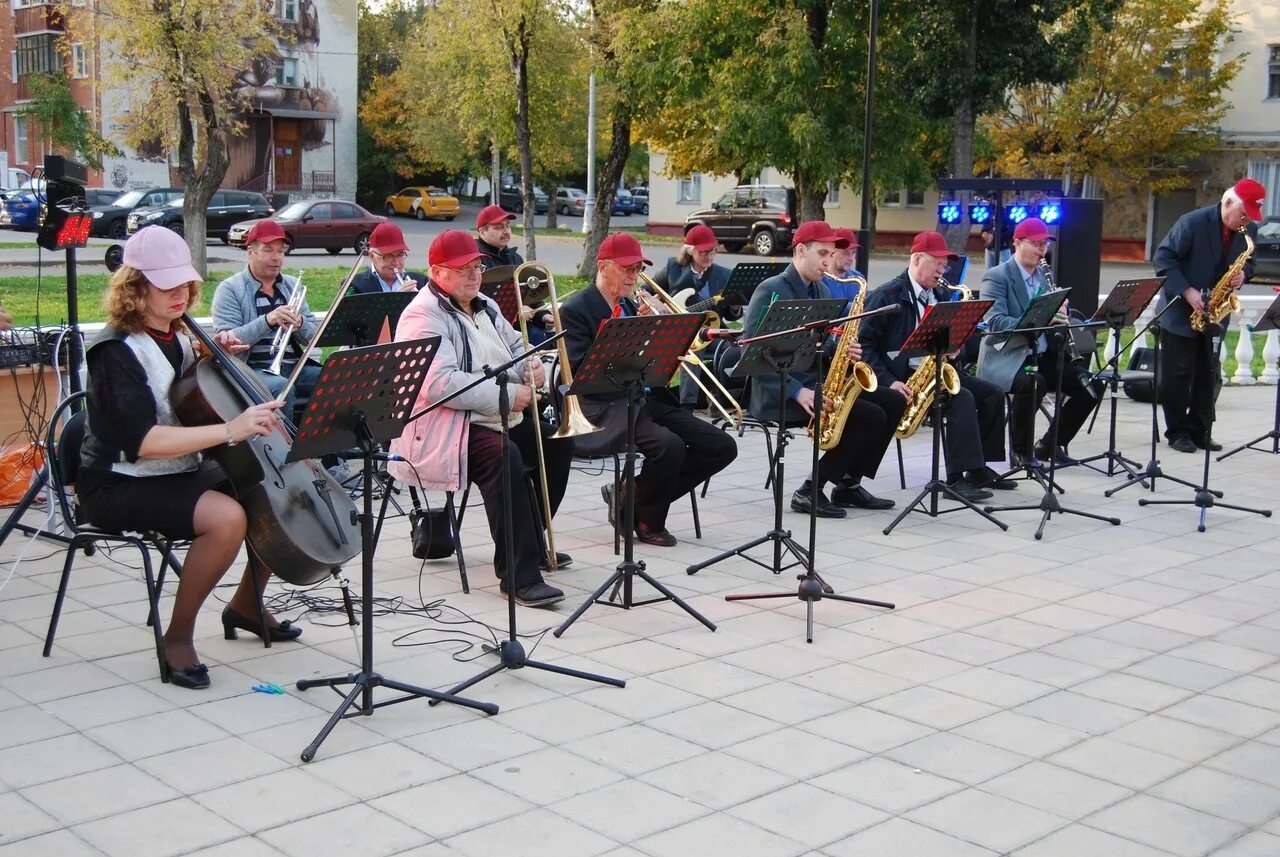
top-left (638, 272), bottom-right (744, 430)
top-left (266, 271), bottom-right (306, 375)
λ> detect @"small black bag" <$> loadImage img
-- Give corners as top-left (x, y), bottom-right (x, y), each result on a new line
top-left (409, 493), bottom-right (455, 560)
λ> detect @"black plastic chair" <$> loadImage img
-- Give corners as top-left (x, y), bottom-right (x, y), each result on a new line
top-left (41, 392), bottom-right (185, 683)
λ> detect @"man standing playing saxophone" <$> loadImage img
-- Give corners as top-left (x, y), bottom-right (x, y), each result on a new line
top-left (744, 220), bottom-right (900, 518)
top-left (1153, 178), bottom-right (1263, 454)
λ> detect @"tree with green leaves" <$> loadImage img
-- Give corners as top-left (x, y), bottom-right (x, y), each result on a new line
top-left (17, 73), bottom-right (119, 170)
top-left (982, 0), bottom-right (1240, 196)
top-left (86, 0), bottom-right (278, 274)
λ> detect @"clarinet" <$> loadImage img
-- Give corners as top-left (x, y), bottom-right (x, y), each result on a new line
top-left (1039, 258), bottom-right (1082, 362)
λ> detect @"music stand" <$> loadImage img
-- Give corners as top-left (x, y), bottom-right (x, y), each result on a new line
top-left (1219, 292), bottom-right (1280, 459)
top-left (554, 313), bottom-right (712, 638)
top-left (1076, 278), bottom-right (1164, 481)
top-left (883, 299), bottom-right (1007, 535)
top-left (481, 265), bottom-right (549, 327)
top-left (686, 298), bottom-right (844, 582)
top-left (317, 291), bottom-right (415, 348)
top-left (292, 338), bottom-right (499, 762)
top-left (722, 261), bottom-right (789, 306)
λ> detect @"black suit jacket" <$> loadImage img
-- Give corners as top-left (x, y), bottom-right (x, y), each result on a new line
top-left (348, 269), bottom-right (426, 295)
top-left (860, 271), bottom-right (950, 387)
top-left (559, 283), bottom-right (638, 403)
top-left (477, 240), bottom-right (524, 270)
top-left (1153, 204), bottom-right (1257, 338)
top-left (741, 264), bottom-right (829, 422)
top-left (651, 259), bottom-right (742, 322)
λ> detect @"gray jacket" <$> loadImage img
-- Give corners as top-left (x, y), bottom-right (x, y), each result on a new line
top-left (210, 268), bottom-right (317, 360)
top-left (976, 256), bottom-right (1039, 392)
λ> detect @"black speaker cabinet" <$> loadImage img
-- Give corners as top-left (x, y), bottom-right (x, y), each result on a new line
top-left (1054, 197), bottom-right (1103, 319)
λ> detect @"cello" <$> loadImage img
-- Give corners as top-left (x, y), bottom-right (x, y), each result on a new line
top-left (171, 273), bottom-right (361, 586)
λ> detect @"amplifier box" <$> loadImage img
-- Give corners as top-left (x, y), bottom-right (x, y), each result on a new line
top-left (0, 343), bottom-right (43, 370)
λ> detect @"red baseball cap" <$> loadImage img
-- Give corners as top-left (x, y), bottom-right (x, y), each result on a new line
top-left (833, 227), bottom-right (858, 250)
top-left (428, 229), bottom-right (484, 268)
top-left (597, 232), bottom-right (652, 266)
top-left (369, 221), bottom-right (409, 255)
top-left (476, 204), bottom-right (516, 229)
top-left (910, 231), bottom-right (960, 260)
top-left (243, 219), bottom-right (287, 246)
top-left (1233, 178), bottom-right (1266, 222)
top-left (1012, 217), bottom-right (1053, 243)
top-left (684, 224), bottom-right (718, 252)
top-left (792, 220), bottom-right (849, 248)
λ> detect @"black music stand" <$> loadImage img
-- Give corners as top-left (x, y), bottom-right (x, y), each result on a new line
top-left (686, 298), bottom-right (844, 581)
top-left (554, 313), bottom-right (712, 637)
top-left (723, 303), bottom-right (896, 643)
top-left (318, 291), bottom-right (415, 348)
top-left (993, 288), bottom-right (1072, 492)
top-left (292, 338), bottom-right (499, 762)
top-left (1219, 293), bottom-right (1280, 459)
top-left (984, 312), bottom-right (1122, 539)
top-left (722, 261), bottom-right (789, 306)
top-left (883, 299), bottom-right (1007, 535)
top-left (1077, 278), bottom-right (1164, 481)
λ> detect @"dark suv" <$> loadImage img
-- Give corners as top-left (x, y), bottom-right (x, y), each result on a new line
top-left (684, 185), bottom-right (796, 255)
top-left (127, 190), bottom-right (274, 241)
top-left (90, 187), bottom-right (183, 238)
top-left (498, 184), bottom-right (548, 214)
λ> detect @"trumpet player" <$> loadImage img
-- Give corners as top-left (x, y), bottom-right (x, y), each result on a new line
top-left (977, 218), bottom-right (1104, 465)
top-left (1153, 178), bottom-right (1263, 454)
top-left (388, 230), bottom-right (569, 607)
top-left (743, 221), bottom-right (900, 517)
top-left (861, 231), bottom-right (1013, 502)
top-left (350, 222), bottom-right (423, 294)
top-left (560, 233), bottom-right (738, 547)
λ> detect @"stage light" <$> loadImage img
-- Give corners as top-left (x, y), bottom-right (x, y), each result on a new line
top-left (968, 202), bottom-right (993, 224)
top-left (937, 201), bottom-right (963, 224)
top-left (1037, 202), bottom-right (1062, 224)
top-left (1005, 202), bottom-right (1031, 225)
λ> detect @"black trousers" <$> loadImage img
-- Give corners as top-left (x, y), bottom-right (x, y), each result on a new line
top-left (782, 384), bottom-right (906, 488)
top-left (467, 418), bottom-right (572, 589)
top-left (1009, 348), bottom-right (1104, 453)
top-left (938, 372), bottom-right (1005, 479)
top-left (635, 398), bottom-right (738, 530)
top-left (1160, 329), bottom-right (1216, 443)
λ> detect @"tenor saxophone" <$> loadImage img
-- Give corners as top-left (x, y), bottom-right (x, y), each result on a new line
top-left (1191, 229), bottom-right (1252, 333)
top-left (894, 275), bottom-right (964, 439)
top-left (809, 276), bottom-right (877, 450)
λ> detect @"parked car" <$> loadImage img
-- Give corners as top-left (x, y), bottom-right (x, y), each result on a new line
top-left (383, 186), bottom-right (459, 220)
top-left (228, 199), bottom-right (385, 255)
top-left (127, 190), bottom-right (274, 241)
top-left (83, 189), bottom-right (121, 208)
top-left (90, 187), bottom-right (184, 238)
top-left (555, 187), bottom-right (587, 216)
top-left (3, 191), bottom-right (42, 230)
top-left (498, 184), bottom-right (548, 214)
top-left (683, 184), bottom-right (797, 256)
top-left (611, 188), bottom-right (635, 216)
top-left (629, 186), bottom-right (649, 215)
top-left (1254, 217), bottom-right (1280, 282)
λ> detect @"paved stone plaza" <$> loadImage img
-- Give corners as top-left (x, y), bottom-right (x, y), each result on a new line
top-left (2, 385), bottom-right (1279, 856)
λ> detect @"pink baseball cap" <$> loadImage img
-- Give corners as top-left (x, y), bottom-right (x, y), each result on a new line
top-left (428, 229), bottom-right (484, 268)
top-left (476, 204), bottom-right (516, 229)
top-left (792, 220), bottom-right (849, 248)
top-left (122, 226), bottom-right (202, 290)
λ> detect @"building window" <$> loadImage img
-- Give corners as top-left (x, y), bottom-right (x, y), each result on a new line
top-left (881, 189), bottom-right (903, 207)
top-left (12, 0), bottom-right (38, 9)
top-left (677, 174), bottom-right (702, 204)
top-left (826, 182), bottom-right (840, 206)
top-left (71, 44), bottom-right (87, 79)
top-left (14, 117), bottom-right (28, 164)
top-left (906, 189), bottom-right (925, 207)
top-left (274, 57), bottom-right (299, 88)
top-left (15, 34), bottom-right (60, 78)
top-left (1270, 46), bottom-right (1280, 100)
top-left (275, 0), bottom-right (298, 22)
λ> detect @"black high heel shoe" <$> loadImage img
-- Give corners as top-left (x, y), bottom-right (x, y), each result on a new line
top-left (164, 660), bottom-right (210, 690)
top-left (221, 607), bottom-right (303, 643)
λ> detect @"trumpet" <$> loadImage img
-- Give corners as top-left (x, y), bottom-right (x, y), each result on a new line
top-left (638, 272), bottom-right (744, 430)
top-left (275, 256), bottom-right (364, 407)
top-left (266, 273), bottom-right (306, 375)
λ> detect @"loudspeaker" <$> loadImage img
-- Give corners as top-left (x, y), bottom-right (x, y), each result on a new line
top-left (1055, 197), bottom-right (1103, 319)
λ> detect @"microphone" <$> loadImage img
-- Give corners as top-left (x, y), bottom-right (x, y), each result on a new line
top-left (702, 328), bottom-right (744, 341)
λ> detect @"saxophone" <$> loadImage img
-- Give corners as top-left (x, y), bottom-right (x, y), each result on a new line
top-left (894, 275), bottom-right (963, 440)
top-left (809, 276), bottom-right (878, 450)
top-left (1191, 228), bottom-right (1252, 333)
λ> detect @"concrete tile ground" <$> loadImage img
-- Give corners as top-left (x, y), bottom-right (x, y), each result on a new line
top-left (2, 384), bottom-right (1279, 855)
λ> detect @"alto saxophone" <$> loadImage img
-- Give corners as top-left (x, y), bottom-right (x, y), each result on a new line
top-left (809, 276), bottom-right (877, 450)
top-left (1191, 228), bottom-right (1252, 333)
top-left (894, 275), bottom-right (963, 439)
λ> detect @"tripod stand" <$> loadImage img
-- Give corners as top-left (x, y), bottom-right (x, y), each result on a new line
top-left (555, 313), bottom-right (715, 637)
top-left (1218, 293), bottom-right (1280, 461)
top-left (723, 309), bottom-right (895, 643)
top-left (986, 321), bottom-right (1121, 539)
top-left (294, 339), bottom-right (498, 762)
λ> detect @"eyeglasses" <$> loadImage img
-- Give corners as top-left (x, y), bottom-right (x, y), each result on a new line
top-left (610, 261), bottom-right (645, 276)
top-left (440, 263), bottom-right (484, 278)
top-left (373, 250), bottom-right (410, 261)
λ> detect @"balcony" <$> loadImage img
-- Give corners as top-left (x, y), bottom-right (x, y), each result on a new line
top-left (14, 4), bottom-right (66, 36)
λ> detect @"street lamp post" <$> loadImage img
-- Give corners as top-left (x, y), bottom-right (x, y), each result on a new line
top-left (856, 0), bottom-right (879, 276)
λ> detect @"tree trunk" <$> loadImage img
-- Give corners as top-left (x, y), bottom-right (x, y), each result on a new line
top-left (578, 106), bottom-right (629, 277)
top-left (545, 181), bottom-right (558, 230)
top-left (174, 95), bottom-right (230, 278)
top-left (942, 12), bottom-right (979, 254)
top-left (490, 138), bottom-right (501, 205)
top-left (512, 32), bottom-right (537, 262)
top-left (793, 168), bottom-right (826, 225)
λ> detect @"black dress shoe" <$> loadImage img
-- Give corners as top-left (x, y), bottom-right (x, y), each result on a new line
top-left (790, 488), bottom-right (846, 518)
top-left (968, 467), bottom-right (1018, 491)
top-left (1033, 441), bottom-right (1077, 466)
top-left (165, 661), bottom-right (211, 690)
top-left (539, 552), bottom-right (573, 572)
top-left (500, 581), bottom-right (565, 607)
top-left (601, 484), bottom-right (616, 527)
top-left (831, 484), bottom-right (895, 510)
top-left (635, 522), bottom-right (678, 546)
top-left (222, 607), bottom-right (303, 643)
top-left (1009, 450), bottom-right (1040, 469)
top-left (1170, 436), bottom-right (1197, 453)
top-left (1194, 438), bottom-right (1223, 452)
top-left (946, 477), bottom-right (994, 502)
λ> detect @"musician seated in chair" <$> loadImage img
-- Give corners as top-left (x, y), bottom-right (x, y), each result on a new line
top-left (349, 222), bottom-right (423, 294)
top-left (80, 227), bottom-right (297, 690)
top-left (977, 217), bottom-right (1104, 466)
top-left (560, 232), bottom-right (738, 547)
top-left (861, 231), bottom-right (1015, 502)
top-left (388, 230), bottom-right (568, 608)
top-left (650, 224), bottom-right (743, 409)
top-left (476, 204), bottom-right (554, 346)
top-left (821, 227), bottom-right (866, 312)
top-left (743, 220), bottom-right (901, 518)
